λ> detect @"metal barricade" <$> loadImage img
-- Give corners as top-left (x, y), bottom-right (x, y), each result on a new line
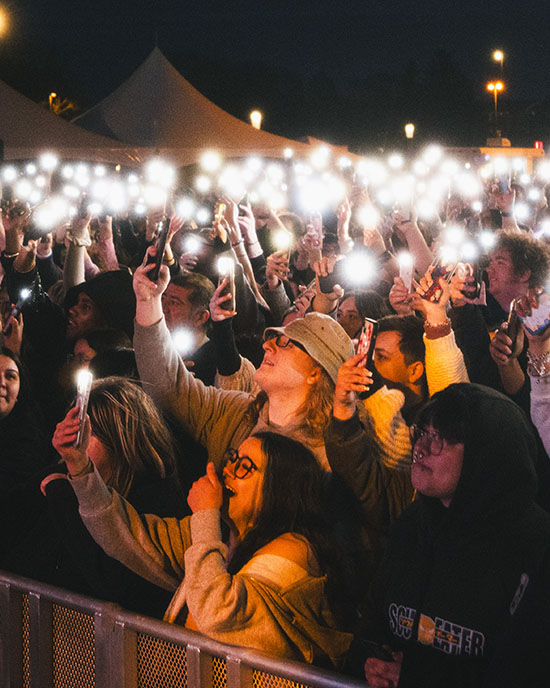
top-left (0, 571), bottom-right (364, 688)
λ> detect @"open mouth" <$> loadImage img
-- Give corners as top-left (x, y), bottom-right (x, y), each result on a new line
top-left (223, 485), bottom-right (236, 497)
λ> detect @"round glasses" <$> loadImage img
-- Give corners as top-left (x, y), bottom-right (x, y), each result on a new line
top-left (265, 333), bottom-right (307, 354)
top-left (224, 448), bottom-right (258, 479)
top-left (409, 424), bottom-right (445, 456)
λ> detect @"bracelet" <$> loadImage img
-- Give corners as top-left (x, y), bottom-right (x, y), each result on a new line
top-left (68, 457), bottom-right (93, 479)
top-left (527, 349), bottom-right (550, 377)
top-left (231, 239), bottom-right (244, 248)
top-left (66, 230), bottom-right (92, 247)
top-left (424, 318), bottom-right (452, 339)
top-left (3, 251), bottom-right (20, 258)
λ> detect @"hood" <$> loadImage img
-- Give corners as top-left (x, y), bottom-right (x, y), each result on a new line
top-left (64, 270), bottom-right (136, 339)
top-left (420, 383), bottom-right (538, 530)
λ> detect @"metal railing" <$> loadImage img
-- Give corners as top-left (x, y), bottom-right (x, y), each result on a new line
top-left (0, 571), bottom-right (365, 688)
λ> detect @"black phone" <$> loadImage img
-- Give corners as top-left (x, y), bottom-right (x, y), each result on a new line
top-left (147, 218), bottom-right (170, 282)
top-left (506, 304), bottom-right (520, 349)
top-left (318, 259), bottom-right (347, 294)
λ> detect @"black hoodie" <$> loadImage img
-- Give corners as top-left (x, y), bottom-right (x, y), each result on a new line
top-left (363, 383), bottom-right (550, 688)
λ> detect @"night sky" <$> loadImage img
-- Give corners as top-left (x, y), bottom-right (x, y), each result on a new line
top-left (1, 0), bottom-right (550, 148)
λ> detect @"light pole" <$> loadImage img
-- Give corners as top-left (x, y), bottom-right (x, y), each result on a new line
top-left (249, 110), bottom-right (263, 130)
top-left (49, 92), bottom-right (57, 111)
top-left (487, 81), bottom-right (504, 133)
top-left (0, 6), bottom-right (8, 37)
top-left (493, 49), bottom-right (504, 74)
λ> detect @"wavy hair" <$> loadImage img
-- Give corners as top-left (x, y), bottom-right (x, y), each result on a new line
top-left (87, 377), bottom-right (176, 496)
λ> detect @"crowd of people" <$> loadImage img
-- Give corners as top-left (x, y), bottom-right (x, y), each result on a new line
top-left (1, 150), bottom-right (550, 687)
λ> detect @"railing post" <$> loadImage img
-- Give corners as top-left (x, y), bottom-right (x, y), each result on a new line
top-left (187, 644), bottom-right (214, 688)
top-left (226, 656), bottom-right (253, 688)
top-left (94, 602), bottom-right (124, 688)
top-left (110, 620), bottom-right (137, 688)
top-left (28, 592), bottom-right (53, 687)
top-left (0, 581), bottom-right (23, 688)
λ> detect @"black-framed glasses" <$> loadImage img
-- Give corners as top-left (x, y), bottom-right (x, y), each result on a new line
top-left (224, 448), bottom-right (259, 479)
top-left (409, 424), bottom-right (445, 456)
top-left (265, 332), bottom-right (307, 354)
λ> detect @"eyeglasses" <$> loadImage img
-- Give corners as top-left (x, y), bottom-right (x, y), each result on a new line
top-left (409, 424), bottom-right (445, 456)
top-left (265, 333), bottom-right (308, 354)
top-left (224, 448), bottom-right (259, 479)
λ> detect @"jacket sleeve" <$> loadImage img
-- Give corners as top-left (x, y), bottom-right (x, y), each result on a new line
top-left (425, 329), bottom-right (469, 397)
top-left (362, 387), bottom-right (411, 470)
top-left (324, 413), bottom-right (413, 542)
top-left (134, 317), bottom-right (254, 464)
top-left (69, 466), bottom-right (190, 591)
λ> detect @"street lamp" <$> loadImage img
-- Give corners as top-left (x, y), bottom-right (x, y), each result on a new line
top-left (250, 110), bottom-right (262, 130)
top-left (0, 6), bottom-right (8, 37)
top-left (487, 81), bottom-right (504, 135)
top-left (493, 49), bottom-right (504, 73)
top-left (404, 123), bottom-right (415, 140)
top-left (48, 92), bottom-right (57, 111)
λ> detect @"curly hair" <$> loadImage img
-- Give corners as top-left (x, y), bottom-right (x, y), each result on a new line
top-left (495, 230), bottom-right (550, 288)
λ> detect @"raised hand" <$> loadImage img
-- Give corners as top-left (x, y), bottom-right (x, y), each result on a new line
top-left (187, 462), bottom-right (223, 513)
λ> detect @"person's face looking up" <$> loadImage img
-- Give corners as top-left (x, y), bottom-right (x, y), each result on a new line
top-left (0, 354), bottom-right (20, 419)
top-left (410, 423), bottom-right (464, 507)
top-left (66, 293), bottom-right (105, 340)
top-left (255, 333), bottom-right (321, 395)
top-left (486, 248), bottom-right (529, 302)
top-left (222, 437), bottom-right (266, 537)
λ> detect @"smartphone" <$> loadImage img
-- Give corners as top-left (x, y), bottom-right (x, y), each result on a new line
top-left (318, 259), bottom-right (345, 294)
top-left (356, 318), bottom-right (379, 367)
top-left (506, 304), bottom-right (521, 349)
top-left (217, 257), bottom-right (236, 311)
top-left (398, 253), bottom-right (414, 291)
top-left (498, 178), bottom-right (510, 194)
top-left (422, 265), bottom-right (450, 303)
top-left (2, 289), bottom-right (31, 336)
top-left (147, 217), bottom-right (170, 282)
top-left (74, 370), bottom-right (93, 448)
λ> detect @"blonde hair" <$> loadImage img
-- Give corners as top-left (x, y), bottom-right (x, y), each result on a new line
top-left (245, 366), bottom-right (335, 437)
top-left (88, 377), bottom-right (176, 497)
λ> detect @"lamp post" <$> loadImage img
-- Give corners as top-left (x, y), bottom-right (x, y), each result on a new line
top-left (493, 49), bottom-right (504, 74)
top-left (48, 92), bottom-right (57, 111)
top-left (250, 110), bottom-right (262, 130)
top-left (487, 81), bottom-right (504, 133)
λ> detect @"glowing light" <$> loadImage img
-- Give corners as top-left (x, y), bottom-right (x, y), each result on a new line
top-left (416, 198), bottom-right (438, 219)
top-left (493, 49), bottom-right (504, 63)
top-left (246, 156), bottom-right (263, 173)
top-left (145, 158), bottom-right (175, 188)
top-left (345, 253), bottom-right (377, 286)
top-left (63, 184), bottom-right (80, 199)
top-left (2, 166), bottom-right (17, 182)
top-left (195, 175), bottom-right (212, 193)
top-left (310, 146), bottom-right (331, 170)
top-left (439, 245), bottom-right (459, 265)
top-left (143, 185), bottom-right (167, 207)
top-left (283, 148), bottom-right (294, 160)
top-left (249, 110), bottom-right (263, 129)
top-left (39, 152), bottom-right (59, 171)
top-left (175, 198), bottom-right (195, 218)
top-left (536, 161), bottom-right (550, 181)
top-left (200, 151), bottom-right (222, 172)
top-left (512, 157), bottom-right (526, 173)
top-left (460, 241), bottom-right (479, 262)
top-left (134, 202), bottom-right (147, 216)
top-left (356, 204), bottom-right (380, 228)
top-left (87, 202), bottom-right (103, 216)
top-left (422, 145), bottom-right (443, 166)
top-left (14, 179), bottom-right (32, 200)
top-left (455, 172), bottom-right (481, 198)
top-left (404, 123), bottom-right (415, 139)
top-left (273, 229), bottom-right (293, 251)
top-left (528, 188), bottom-right (541, 202)
top-left (397, 252), bottom-right (414, 269)
top-left (172, 329), bottom-right (195, 356)
top-left (196, 207), bottom-right (211, 225)
top-left (94, 165), bottom-right (106, 177)
top-left (218, 256), bottom-right (235, 276)
top-left (514, 202), bottom-right (530, 222)
top-left (183, 236), bottom-right (201, 253)
top-left (25, 163), bottom-right (37, 176)
top-left (61, 165), bottom-right (74, 180)
top-left (479, 230), bottom-right (496, 250)
top-left (471, 200), bottom-right (483, 213)
top-left (388, 153), bottom-right (404, 170)
top-left (493, 157), bottom-right (509, 175)
top-left (444, 225), bottom-right (465, 245)
top-left (338, 156), bottom-right (352, 169)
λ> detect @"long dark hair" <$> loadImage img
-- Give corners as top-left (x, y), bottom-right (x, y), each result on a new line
top-left (227, 432), bottom-right (366, 627)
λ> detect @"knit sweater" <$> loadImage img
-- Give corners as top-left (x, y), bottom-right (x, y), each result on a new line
top-left (71, 467), bottom-right (353, 666)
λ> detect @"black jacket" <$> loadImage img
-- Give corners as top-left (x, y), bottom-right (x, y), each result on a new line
top-left (362, 384), bottom-right (550, 687)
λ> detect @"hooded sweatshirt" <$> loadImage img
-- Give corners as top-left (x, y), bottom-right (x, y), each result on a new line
top-left (363, 383), bottom-right (550, 688)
